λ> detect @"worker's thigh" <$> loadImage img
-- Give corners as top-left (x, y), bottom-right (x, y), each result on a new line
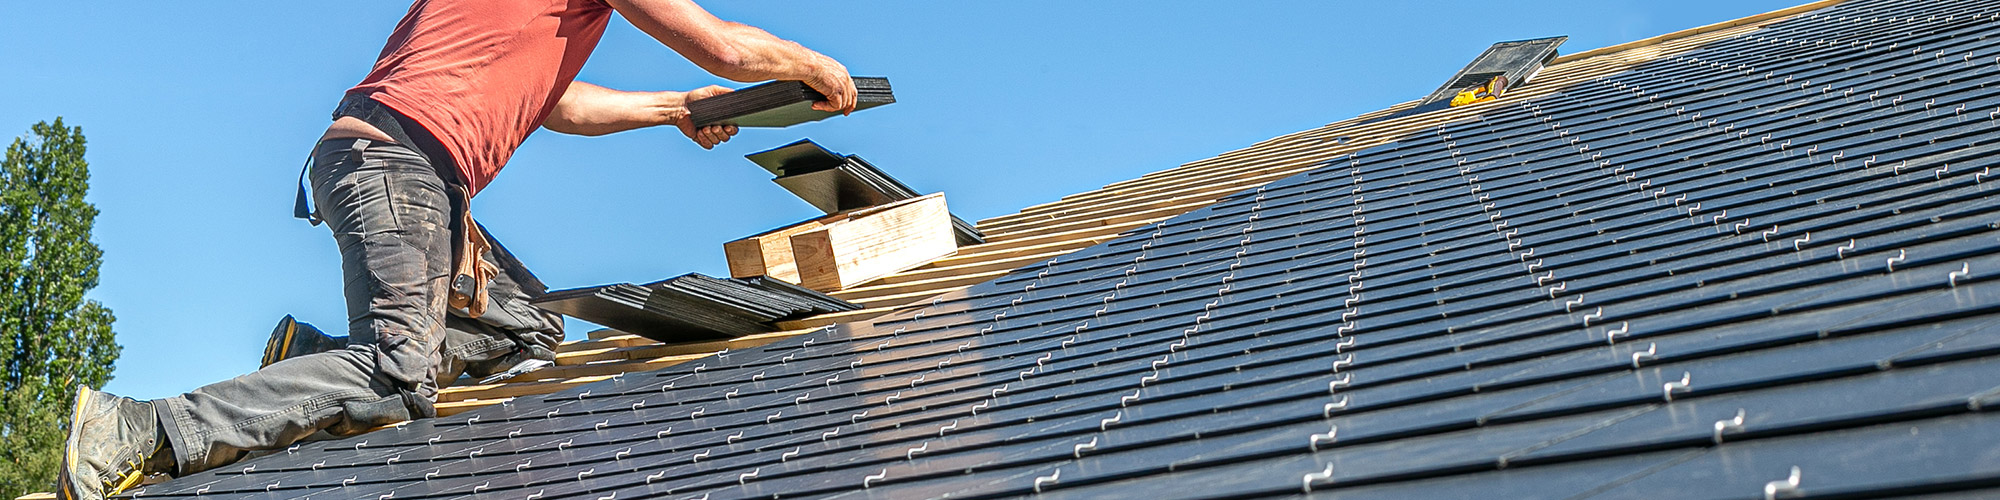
top-left (309, 138), bottom-right (453, 407)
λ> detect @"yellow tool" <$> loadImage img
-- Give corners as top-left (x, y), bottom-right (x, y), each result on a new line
top-left (1449, 75), bottom-right (1510, 107)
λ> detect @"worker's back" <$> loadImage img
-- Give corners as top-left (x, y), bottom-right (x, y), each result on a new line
top-left (349, 0), bottom-right (615, 195)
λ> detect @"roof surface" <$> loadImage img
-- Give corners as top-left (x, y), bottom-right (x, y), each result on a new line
top-left (428, 0), bottom-right (1857, 416)
top-left (127, 0), bottom-right (2000, 498)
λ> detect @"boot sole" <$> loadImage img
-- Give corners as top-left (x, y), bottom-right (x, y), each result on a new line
top-left (57, 384), bottom-right (92, 500)
top-left (262, 317), bottom-right (298, 367)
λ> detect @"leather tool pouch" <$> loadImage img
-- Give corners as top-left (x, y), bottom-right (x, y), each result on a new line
top-left (448, 186), bottom-right (498, 318)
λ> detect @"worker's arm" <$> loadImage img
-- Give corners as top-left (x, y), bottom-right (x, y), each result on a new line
top-left (542, 81), bottom-right (740, 148)
top-left (602, 0), bottom-right (857, 114)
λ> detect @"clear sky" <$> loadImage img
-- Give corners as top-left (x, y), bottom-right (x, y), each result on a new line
top-left (0, 0), bottom-right (1805, 400)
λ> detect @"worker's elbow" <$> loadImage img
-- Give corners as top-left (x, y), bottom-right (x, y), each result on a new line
top-left (547, 126), bottom-right (610, 137)
top-left (697, 47), bottom-right (755, 81)
top-left (541, 119), bottom-right (602, 137)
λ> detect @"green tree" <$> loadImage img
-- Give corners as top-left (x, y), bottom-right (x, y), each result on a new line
top-left (0, 118), bottom-right (120, 499)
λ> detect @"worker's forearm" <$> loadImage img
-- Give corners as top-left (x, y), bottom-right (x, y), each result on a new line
top-left (603, 0), bottom-right (836, 83)
top-left (542, 82), bottom-right (686, 136)
top-left (697, 21), bottom-right (832, 83)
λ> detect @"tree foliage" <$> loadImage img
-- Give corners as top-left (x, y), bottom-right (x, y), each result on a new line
top-left (0, 118), bottom-right (120, 499)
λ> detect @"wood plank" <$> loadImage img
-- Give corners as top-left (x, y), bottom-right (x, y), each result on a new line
top-left (975, 172), bottom-right (1305, 239)
top-left (792, 193), bottom-right (958, 291)
top-left (874, 248), bottom-right (1071, 285)
top-left (828, 270), bottom-right (1000, 300)
top-left (723, 215), bottom-right (832, 283)
top-left (945, 220), bottom-right (1149, 258)
top-left (919, 234), bottom-right (1121, 273)
top-left (556, 345), bottom-right (627, 364)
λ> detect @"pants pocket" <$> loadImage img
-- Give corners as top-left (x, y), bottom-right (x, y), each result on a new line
top-left (326, 394), bottom-right (413, 436)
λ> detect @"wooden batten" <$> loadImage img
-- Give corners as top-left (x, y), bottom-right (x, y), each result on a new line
top-left (791, 193), bottom-right (957, 291)
top-left (724, 217), bottom-right (829, 282)
top-left (724, 193), bottom-right (959, 292)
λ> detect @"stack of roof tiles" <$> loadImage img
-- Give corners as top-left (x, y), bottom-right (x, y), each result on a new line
top-left (747, 139), bottom-right (985, 245)
top-left (530, 274), bottom-right (859, 343)
top-left (689, 77), bottom-right (896, 128)
top-left (113, 1), bottom-right (2000, 498)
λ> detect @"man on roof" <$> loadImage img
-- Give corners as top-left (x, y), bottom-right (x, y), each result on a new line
top-left (56, 1), bottom-right (855, 498)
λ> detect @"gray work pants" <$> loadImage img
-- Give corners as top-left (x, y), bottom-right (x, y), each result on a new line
top-left (153, 138), bottom-right (562, 476)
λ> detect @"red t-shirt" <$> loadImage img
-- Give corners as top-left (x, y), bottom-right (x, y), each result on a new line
top-left (349, 0), bottom-right (614, 196)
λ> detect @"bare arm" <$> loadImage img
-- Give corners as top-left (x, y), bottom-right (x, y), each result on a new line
top-left (602, 0), bottom-right (856, 113)
top-left (543, 81), bottom-right (738, 148)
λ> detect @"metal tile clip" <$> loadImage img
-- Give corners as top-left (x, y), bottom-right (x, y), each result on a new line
top-left (1033, 468), bottom-right (1062, 493)
top-left (1073, 437), bottom-right (1098, 457)
top-left (1302, 463), bottom-right (1335, 493)
top-left (1323, 396), bottom-right (1351, 418)
top-left (1606, 322), bottom-right (1630, 345)
top-left (1764, 466), bottom-right (1802, 500)
top-left (1100, 411), bottom-right (1124, 431)
top-left (1713, 409), bottom-right (1746, 443)
top-left (1308, 424), bottom-right (1339, 451)
top-left (1632, 343), bottom-right (1658, 368)
top-left (1663, 372), bottom-right (1692, 401)
top-left (1327, 374), bottom-right (1353, 393)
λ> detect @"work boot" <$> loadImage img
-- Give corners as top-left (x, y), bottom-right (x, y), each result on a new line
top-left (57, 386), bottom-right (173, 500)
top-left (261, 314), bottom-right (345, 367)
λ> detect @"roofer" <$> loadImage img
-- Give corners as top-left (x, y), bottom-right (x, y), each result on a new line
top-left (56, 1), bottom-right (855, 497)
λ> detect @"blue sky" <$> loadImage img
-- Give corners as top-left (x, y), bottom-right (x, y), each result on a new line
top-left (0, 0), bottom-right (1804, 400)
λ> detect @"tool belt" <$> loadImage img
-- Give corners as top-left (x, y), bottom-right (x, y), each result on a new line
top-left (298, 94), bottom-right (498, 317)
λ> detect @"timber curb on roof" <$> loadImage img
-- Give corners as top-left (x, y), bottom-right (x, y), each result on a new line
top-left (107, 1), bottom-right (2000, 499)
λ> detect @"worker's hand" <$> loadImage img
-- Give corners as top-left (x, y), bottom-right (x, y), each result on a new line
top-left (675, 85), bottom-right (739, 149)
top-left (805, 55), bottom-right (857, 115)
